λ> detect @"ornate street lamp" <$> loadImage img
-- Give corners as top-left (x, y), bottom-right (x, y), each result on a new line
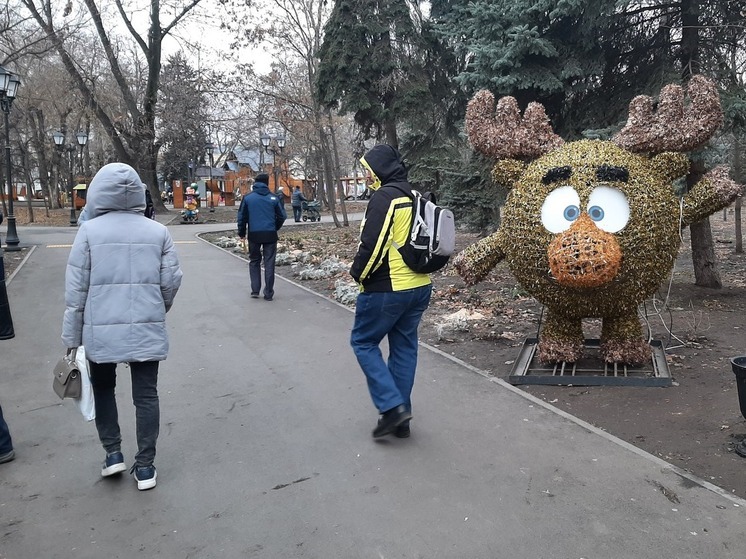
top-left (258, 132), bottom-right (269, 172)
top-left (66, 144), bottom-right (76, 225)
top-left (0, 65), bottom-right (21, 251)
top-left (51, 131), bottom-right (76, 225)
top-left (205, 141), bottom-right (215, 212)
top-left (73, 130), bottom-right (88, 225)
top-left (76, 131), bottom-right (88, 176)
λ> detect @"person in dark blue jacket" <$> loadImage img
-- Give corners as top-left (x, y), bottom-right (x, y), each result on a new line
top-left (237, 173), bottom-right (287, 301)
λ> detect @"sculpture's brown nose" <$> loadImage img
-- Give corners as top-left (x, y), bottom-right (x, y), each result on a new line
top-left (547, 213), bottom-right (622, 288)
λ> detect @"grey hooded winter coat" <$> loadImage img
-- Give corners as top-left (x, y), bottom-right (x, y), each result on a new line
top-left (62, 163), bottom-right (182, 363)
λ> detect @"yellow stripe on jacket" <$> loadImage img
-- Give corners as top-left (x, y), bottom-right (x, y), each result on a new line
top-left (351, 188), bottom-right (431, 292)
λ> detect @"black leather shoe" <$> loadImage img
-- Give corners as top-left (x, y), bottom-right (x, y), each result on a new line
top-left (736, 440), bottom-right (746, 458)
top-left (372, 405), bottom-right (412, 438)
top-left (394, 423), bottom-right (410, 438)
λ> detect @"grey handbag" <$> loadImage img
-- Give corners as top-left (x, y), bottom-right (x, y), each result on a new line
top-left (53, 348), bottom-right (82, 399)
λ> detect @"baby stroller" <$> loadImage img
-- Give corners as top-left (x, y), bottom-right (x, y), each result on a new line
top-left (181, 186), bottom-right (200, 224)
top-left (301, 200), bottom-right (321, 222)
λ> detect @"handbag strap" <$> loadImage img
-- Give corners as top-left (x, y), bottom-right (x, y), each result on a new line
top-left (66, 347), bottom-right (78, 361)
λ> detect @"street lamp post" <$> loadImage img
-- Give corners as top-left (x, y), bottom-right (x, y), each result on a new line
top-left (0, 65), bottom-right (21, 251)
top-left (62, 131), bottom-right (88, 227)
top-left (205, 141), bottom-right (215, 212)
top-left (65, 144), bottom-right (76, 225)
top-left (51, 130), bottom-right (72, 223)
top-left (260, 132), bottom-right (286, 196)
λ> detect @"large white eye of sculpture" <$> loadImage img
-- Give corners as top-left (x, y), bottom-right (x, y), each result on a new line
top-left (586, 186), bottom-right (630, 233)
top-left (541, 186), bottom-right (581, 233)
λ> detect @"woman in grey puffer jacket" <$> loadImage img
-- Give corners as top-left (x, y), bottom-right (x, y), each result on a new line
top-left (62, 163), bottom-right (182, 491)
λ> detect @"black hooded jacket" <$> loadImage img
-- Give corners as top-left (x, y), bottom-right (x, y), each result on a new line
top-left (349, 145), bottom-right (431, 292)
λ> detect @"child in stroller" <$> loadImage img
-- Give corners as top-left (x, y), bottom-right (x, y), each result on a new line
top-left (301, 200), bottom-right (321, 222)
top-left (181, 185), bottom-right (200, 223)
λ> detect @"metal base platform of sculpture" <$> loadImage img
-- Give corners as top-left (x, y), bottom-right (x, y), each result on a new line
top-left (508, 338), bottom-right (672, 387)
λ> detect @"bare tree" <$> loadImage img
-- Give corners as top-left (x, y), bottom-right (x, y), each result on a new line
top-left (228, 0), bottom-right (356, 227)
top-left (20, 0), bottom-right (208, 206)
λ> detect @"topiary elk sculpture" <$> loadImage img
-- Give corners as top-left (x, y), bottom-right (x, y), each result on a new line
top-left (455, 76), bottom-right (742, 365)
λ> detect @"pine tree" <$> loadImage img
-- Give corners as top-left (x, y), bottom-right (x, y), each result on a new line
top-left (157, 54), bottom-right (209, 187)
top-left (315, 0), bottom-right (428, 146)
top-left (432, 0), bottom-right (613, 135)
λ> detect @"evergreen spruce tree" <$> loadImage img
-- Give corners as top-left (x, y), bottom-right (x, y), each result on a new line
top-left (432, 0), bottom-right (613, 135)
top-left (157, 54), bottom-right (209, 187)
top-left (315, 0), bottom-right (428, 147)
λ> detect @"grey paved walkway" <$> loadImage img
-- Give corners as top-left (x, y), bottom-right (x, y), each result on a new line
top-left (1, 221), bottom-right (745, 558)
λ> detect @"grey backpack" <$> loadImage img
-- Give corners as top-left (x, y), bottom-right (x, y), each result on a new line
top-left (392, 186), bottom-right (455, 273)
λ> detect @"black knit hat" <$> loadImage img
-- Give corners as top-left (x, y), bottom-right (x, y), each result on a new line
top-left (255, 173), bottom-right (270, 184)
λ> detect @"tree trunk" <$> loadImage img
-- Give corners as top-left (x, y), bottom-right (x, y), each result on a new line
top-left (19, 143), bottom-right (35, 223)
top-left (327, 113), bottom-right (349, 226)
top-left (680, 0), bottom-right (722, 287)
top-left (735, 197), bottom-right (742, 254)
top-left (734, 137), bottom-right (743, 253)
top-left (690, 218), bottom-right (721, 288)
top-left (319, 128), bottom-right (340, 227)
top-left (28, 108), bottom-right (54, 209)
top-left (686, 160), bottom-right (722, 287)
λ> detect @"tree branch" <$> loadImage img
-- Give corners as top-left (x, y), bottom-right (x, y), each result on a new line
top-left (82, 0), bottom-right (141, 120)
top-left (161, 0), bottom-right (204, 37)
top-left (20, 0), bottom-right (131, 161)
top-left (113, 0), bottom-right (148, 54)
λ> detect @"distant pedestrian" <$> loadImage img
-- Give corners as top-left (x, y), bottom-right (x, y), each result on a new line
top-left (144, 187), bottom-right (156, 220)
top-left (291, 185), bottom-right (307, 223)
top-left (349, 145), bottom-right (432, 439)
top-left (238, 173), bottom-right (287, 301)
top-left (62, 163), bottom-right (182, 491)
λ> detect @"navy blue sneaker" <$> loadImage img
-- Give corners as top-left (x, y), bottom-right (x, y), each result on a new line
top-left (132, 464), bottom-right (157, 491)
top-left (101, 451), bottom-right (126, 477)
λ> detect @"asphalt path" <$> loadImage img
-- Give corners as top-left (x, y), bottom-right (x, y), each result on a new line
top-left (1, 219), bottom-right (745, 558)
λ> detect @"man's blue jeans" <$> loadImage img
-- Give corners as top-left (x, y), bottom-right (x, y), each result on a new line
top-left (350, 285), bottom-right (432, 414)
top-left (249, 241), bottom-right (277, 299)
top-left (292, 206), bottom-right (302, 222)
top-left (0, 402), bottom-right (12, 455)
top-left (89, 361), bottom-right (160, 467)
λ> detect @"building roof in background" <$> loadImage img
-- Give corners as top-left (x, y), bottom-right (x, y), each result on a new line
top-left (194, 165), bottom-right (226, 179)
top-left (222, 146), bottom-right (276, 173)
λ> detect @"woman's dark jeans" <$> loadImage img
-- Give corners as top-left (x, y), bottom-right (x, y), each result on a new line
top-left (88, 360), bottom-right (160, 467)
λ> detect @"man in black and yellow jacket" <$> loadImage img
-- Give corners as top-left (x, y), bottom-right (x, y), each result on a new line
top-left (350, 144), bottom-right (432, 439)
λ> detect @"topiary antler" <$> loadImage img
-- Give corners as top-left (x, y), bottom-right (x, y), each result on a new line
top-left (612, 75), bottom-right (723, 154)
top-left (466, 90), bottom-right (564, 160)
